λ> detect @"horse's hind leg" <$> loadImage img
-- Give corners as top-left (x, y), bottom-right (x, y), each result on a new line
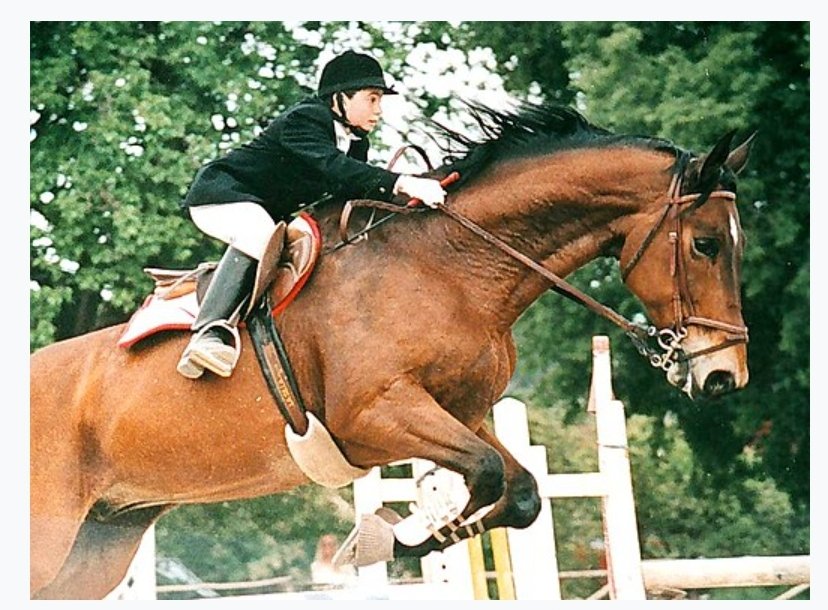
top-left (30, 500), bottom-right (87, 597)
top-left (33, 505), bottom-right (172, 600)
top-left (30, 457), bottom-right (93, 597)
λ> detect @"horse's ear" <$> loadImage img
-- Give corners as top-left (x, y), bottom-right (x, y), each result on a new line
top-left (725, 131), bottom-right (757, 175)
top-left (698, 130), bottom-right (737, 190)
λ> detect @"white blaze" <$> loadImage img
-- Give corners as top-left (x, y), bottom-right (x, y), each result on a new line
top-left (729, 212), bottom-right (740, 247)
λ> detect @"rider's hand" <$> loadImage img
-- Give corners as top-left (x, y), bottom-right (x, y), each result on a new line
top-left (394, 175), bottom-right (446, 208)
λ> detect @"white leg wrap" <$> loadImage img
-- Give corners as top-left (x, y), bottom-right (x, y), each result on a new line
top-left (392, 467), bottom-right (492, 547)
top-left (333, 509), bottom-right (399, 569)
top-left (333, 468), bottom-right (497, 570)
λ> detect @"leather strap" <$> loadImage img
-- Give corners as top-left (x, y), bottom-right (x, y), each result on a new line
top-left (427, 177), bottom-right (747, 364)
top-left (248, 299), bottom-right (309, 435)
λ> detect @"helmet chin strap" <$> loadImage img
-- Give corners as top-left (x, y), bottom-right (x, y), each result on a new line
top-left (333, 92), bottom-right (368, 139)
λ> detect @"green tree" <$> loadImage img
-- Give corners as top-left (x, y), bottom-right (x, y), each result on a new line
top-left (30, 21), bottom-right (320, 345)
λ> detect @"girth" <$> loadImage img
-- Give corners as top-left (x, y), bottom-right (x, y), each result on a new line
top-left (247, 295), bottom-right (309, 436)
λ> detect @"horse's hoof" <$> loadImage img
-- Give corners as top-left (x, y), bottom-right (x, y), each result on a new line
top-left (333, 510), bottom-right (397, 568)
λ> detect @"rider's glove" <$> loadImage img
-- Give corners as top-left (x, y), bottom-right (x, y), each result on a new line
top-left (393, 175), bottom-right (446, 208)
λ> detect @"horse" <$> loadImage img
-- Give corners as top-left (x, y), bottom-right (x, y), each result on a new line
top-left (30, 102), bottom-right (754, 599)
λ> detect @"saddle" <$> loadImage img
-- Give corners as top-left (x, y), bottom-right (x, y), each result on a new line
top-left (117, 213), bottom-right (321, 349)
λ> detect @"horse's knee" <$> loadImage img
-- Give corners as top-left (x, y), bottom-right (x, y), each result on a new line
top-left (468, 448), bottom-right (506, 508)
top-left (503, 471), bottom-right (541, 529)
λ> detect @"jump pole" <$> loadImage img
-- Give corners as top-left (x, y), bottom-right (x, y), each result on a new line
top-left (590, 335), bottom-right (647, 599)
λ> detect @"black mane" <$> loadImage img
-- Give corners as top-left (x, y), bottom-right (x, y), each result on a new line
top-left (429, 101), bottom-right (685, 188)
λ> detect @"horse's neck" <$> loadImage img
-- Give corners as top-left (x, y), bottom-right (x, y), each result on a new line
top-left (437, 148), bottom-right (672, 329)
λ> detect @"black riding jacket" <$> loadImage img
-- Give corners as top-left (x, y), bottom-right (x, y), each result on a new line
top-left (181, 97), bottom-right (400, 221)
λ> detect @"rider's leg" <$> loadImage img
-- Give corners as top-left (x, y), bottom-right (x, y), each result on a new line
top-left (177, 246), bottom-right (257, 378)
top-left (177, 202), bottom-right (276, 379)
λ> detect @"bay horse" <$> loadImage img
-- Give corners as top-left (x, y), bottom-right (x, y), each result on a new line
top-left (30, 102), bottom-right (754, 599)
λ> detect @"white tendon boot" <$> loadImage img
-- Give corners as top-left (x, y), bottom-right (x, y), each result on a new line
top-left (333, 467), bottom-right (492, 569)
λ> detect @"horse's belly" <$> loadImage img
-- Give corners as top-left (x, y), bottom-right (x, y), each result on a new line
top-left (102, 448), bottom-right (310, 508)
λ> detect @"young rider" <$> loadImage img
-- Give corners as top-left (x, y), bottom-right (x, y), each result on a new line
top-left (177, 50), bottom-right (446, 379)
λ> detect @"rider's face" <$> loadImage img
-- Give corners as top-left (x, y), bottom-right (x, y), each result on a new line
top-left (339, 88), bottom-right (384, 133)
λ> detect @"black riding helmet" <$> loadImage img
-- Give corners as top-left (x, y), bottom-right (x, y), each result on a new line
top-left (318, 51), bottom-right (398, 97)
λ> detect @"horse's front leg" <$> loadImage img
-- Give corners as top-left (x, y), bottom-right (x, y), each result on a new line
top-left (392, 423), bottom-right (541, 559)
top-left (468, 424), bottom-right (541, 530)
top-left (328, 377), bottom-right (508, 565)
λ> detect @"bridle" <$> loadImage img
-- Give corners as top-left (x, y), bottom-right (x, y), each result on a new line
top-left (618, 161), bottom-right (749, 371)
top-left (334, 150), bottom-right (749, 377)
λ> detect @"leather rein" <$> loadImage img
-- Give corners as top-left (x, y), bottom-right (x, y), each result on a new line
top-left (333, 151), bottom-right (748, 375)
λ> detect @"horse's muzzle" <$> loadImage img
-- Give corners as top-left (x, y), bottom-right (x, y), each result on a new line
top-left (667, 360), bottom-right (742, 400)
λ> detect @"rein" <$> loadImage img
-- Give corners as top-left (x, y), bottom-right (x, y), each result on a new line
top-left (338, 161), bottom-right (748, 376)
top-left (327, 145), bottom-right (437, 252)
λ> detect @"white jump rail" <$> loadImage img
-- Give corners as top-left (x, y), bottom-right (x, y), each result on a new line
top-left (490, 335), bottom-right (645, 600)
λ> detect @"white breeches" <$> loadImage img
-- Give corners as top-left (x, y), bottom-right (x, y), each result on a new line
top-left (189, 201), bottom-right (277, 261)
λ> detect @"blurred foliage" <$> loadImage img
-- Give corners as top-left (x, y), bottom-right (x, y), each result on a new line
top-left (524, 402), bottom-right (808, 600)
top-left (30, 21), bottom-right (808, 597)
top-left (155, 485), bottom-right (355, 592)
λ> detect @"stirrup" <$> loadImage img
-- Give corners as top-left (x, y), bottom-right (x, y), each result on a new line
top-left (176, 349), bottom-right (205, 379)
top-left (183, 321), bottom-right (242, 378)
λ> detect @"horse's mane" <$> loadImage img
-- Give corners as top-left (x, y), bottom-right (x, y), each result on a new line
top-left (428, 101), bottom-right (684, 188)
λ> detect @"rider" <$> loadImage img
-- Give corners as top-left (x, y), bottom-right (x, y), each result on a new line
top-left (176, 50), bottom-right (446, 380)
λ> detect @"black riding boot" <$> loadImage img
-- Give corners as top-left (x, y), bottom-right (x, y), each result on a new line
top-left (177, 246), bottom-right (257, 379)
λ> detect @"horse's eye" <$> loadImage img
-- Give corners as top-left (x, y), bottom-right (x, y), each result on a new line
top-left (693, 237), bottom-right (720, 259)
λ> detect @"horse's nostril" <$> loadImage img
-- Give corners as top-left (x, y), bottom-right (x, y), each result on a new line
top-left (703, 370), bottom-right (736, 396)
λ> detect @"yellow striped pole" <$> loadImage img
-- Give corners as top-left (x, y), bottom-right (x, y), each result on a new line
top-left (490, 528), bottom-right (516, 599)
top-left (466, 535), bottom-right (490, 599)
